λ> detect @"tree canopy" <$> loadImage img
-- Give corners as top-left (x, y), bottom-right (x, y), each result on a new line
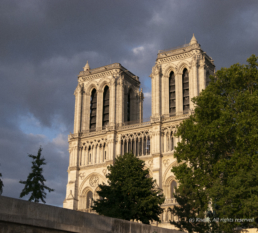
top-left (92, 152), bottom-right (165, 224)
top-left (19, 147), bottom-right (54, 203)
top-left (170, 55), bottom-right (258, 233)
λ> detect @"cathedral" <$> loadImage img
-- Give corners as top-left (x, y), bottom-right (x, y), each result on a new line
top-left (63, 34), bottom-right (215, 229)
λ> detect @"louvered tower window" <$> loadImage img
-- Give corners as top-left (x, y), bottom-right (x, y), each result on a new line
top-left (183, 69), bottom-right (189, 113)
top-left (169, 71), bottom-right (176, 115)
top-left (102, 86), bottom-right (109, 128)
top-left (90, 89), bottom-right (97, 131)
top-left (206, 71), bottom-right (210, 87)
top-left (127, 92), bottom-right (130, 121)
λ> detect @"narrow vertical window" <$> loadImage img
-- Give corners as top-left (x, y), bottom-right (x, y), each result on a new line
top-left (127, 92), bottom-right (130, 122)
top-left (171, 132), bottom-right (174, 151)
top-left (170, 181), bottom-right (177, 198)
top-left (103, 143), bottom-right (105, 160)
top-left (103, 86), bottom-right (109, 128)
top-left (183, 69), bottom-right (189, 113)
top-left (90, 89), bottom-right (97, 131)
top-left (86, 191), bottom-right (93, 209)
top-left (147, 136), bottom-right (150, 155)
top-left (169, 72), bottom-right (176, 115)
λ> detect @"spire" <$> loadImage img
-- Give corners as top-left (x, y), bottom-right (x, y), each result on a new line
top-left (190, 33), bottom-right (198, 45)
top-left (83, 61), bottom-right (90, 71)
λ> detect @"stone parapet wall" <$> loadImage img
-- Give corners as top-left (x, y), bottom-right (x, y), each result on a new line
top-left (0, 196), bottom-right (183, 233)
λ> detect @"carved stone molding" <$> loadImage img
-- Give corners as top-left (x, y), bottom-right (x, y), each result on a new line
top-left (159, 50), bottom-right (195, 64)
top-left (163, 159), bottom-right (170, 167)
top-left (79, 172), bottom-right (85, 180)
top-left (102, 169), bottom-right (107, 176)
top-left (89, 176), bottom-right (99, 187)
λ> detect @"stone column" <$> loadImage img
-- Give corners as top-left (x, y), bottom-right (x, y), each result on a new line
top-left (199, 61), bottom-right (206, 93)
top-left (110, 78), bottom-right (116, 127)
top-left (69, 148), bottom-right (72, 166)
top-left (194, 59), bottom-right (199, 97)
top-left (151, 74), bottom-right (155, 116)
top-left (139, 89), bottom-right (143, 123)
top-left (155, 71), bottom-right (161, 116)
top-left (73, 86), bottom-right (83, 133)
top-left (82, 92), bottom-right (90, 132)
top-left (85, 147), bottom-right (88, 165)
top-left (133, 136), bottom-right (137, 155)
top-left (162, 75), bottom-right (169, 115)
top-left (72, 147), bottom-right (75, 166)
top-left (164, 132), bottom-right (167, 153)
top-left (92, 146), bottom-right (95, 165)
top-left (116, 135), bottom-right (121, 157)
top-left (176, 72), bottom-right (183, 115)
top-left (77, 88), bottom-right (83, 133)
top-left (117, 77), bottom-right (124, 125)
top-left (96, 145), bottom-right (99, 164)
top-left (141, 136), bottom-right (144, 156)
top-left (122, 139), bottom-right (125, 155)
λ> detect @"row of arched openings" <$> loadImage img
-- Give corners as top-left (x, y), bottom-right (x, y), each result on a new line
top-left (169, 68), bottom-right (189, 115)
top-left (121, 136), bottom-right (150, 156)
top-left (90, 86), bottom-right (110, 131)
top-left (83, 144), bottom-right (107, 165)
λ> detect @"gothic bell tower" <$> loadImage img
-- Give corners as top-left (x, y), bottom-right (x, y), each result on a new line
top-left (150, 34), bottom-right (215, 119)
top-left (149, 34), bottom-right (215, 189)
top-left (63, 62), bottom-right (144, 210)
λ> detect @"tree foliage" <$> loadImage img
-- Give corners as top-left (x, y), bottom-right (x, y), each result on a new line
top-left (92, 152), bottom-right (165, 224)
top-left (19, 147), bottom-right (54, 203)
top-left (170, 55), bottom-right (258, 233)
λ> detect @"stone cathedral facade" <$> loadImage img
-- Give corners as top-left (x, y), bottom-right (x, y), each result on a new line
top-left (63, 35), bottom-right (215, 229)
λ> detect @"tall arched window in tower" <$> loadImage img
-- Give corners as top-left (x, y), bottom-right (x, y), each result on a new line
top-left (182, 69), bottom-right (189, 113)
top-left (206, 70), bottom-right (210, 87)
top-left (127, 91), bottom-right (130, 121)
top-left (102, 86), bottom-right (109, 128)
top-left (169, 71), bottom-right (176, 115)
top-left (86, 191), bottom-right (93, 209)
top-left (90, 89), bottom-right (97, 131)
top-left (170, 180), bottom-right (177, 198)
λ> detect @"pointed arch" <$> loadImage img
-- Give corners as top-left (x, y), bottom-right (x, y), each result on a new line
top-left (99, 79), bottom-right (111, 92)
top-left (170, 180), bottom-right (177, 198)
top-left (162, 160), bottom-right (178, 185)
top-left (79, 172), bottom-right (106, 194)
top-left (164, 65), bottom-right (177, 78)
top-left (79, 187), bottom-right (93, 210)
top-left (176, 61), bottom-right (191, 75)
top-left (85, 82), bottom-right (98, 95)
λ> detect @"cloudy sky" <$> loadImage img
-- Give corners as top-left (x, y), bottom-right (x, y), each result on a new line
top-left (0, 0), bottom-right (257, 207)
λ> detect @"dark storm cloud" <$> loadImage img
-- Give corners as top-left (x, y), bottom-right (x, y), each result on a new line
top-left (0, 0), bottom-right (257, 206)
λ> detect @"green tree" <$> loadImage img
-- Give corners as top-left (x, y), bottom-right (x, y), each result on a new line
top-left (0, 165), bottom-right (3, 195)
top-left (19, 147), bottom-right (54, 203)
top-left (170, 55), bottom-right (258, 233)
top-left (92, 152), bottom-right (165, 224)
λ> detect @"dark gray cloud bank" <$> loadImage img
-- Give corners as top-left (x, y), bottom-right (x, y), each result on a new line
top-left (0, 0), bottom-right (257, 206)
